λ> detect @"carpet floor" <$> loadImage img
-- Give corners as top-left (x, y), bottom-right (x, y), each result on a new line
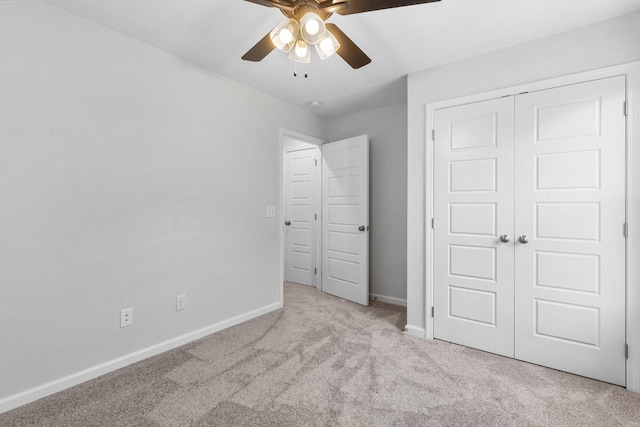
top-left (2, 282), bottom-right (640, 426)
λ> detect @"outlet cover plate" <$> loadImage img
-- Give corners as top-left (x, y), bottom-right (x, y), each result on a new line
top-left (120, 308), bottom-right (133, 328)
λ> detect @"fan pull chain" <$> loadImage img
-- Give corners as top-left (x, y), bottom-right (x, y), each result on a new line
top-left (292, 66), bottom-right (309, 78)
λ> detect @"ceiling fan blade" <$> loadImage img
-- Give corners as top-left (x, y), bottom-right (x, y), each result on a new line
top-left (335, 0), bottom-right (441, 15)
top-left (325, 23), bottom-right (371, 69)
top-left (242, 32), bottom-right (276, 62)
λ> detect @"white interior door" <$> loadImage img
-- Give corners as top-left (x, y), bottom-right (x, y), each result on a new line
top-left (433, 97), bottom-right (516, 357)
top-left (284, 148), bottom-right (318, 286)
top-left (433, 76), bottom-right (627, 385)
top-left (322, 135), bottom-right (369, 306)
top-left (514, 76), bottom-right (627, 385)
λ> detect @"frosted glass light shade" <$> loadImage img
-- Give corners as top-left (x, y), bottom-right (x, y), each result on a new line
top-left (300, 12), bottom-right (326, 45)
top-left (270, 19), bottom-right (299, 53)
top-left (289, 39), bottom-right (311, 63)
top-left (316, 30), bottom-right (340, 60)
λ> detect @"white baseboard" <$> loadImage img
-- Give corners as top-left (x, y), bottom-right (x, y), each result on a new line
top-left (0, 301), bottom-right (283, 414)
top-left (369, 293), bottom-right (407, 307)
top-left (404, 324), bottom-right (426, 338)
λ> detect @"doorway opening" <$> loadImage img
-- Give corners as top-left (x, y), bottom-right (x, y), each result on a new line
top-left (279, 129), bottom-right (371, 307)
top-left (279, 129), bottom-right (323, 297)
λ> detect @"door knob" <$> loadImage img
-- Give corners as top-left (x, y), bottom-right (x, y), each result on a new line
top-left (518, 235), bottom-right (529, 244)
top-left (499, 234), bottom-right (510, 243)
top-left (285, 221), bottom-right (291, 226)
top-left (358, 225), bottom-right (366, 232)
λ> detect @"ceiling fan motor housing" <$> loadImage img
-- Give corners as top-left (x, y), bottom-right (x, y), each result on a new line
top-left (280, 1), bottom-right (334, 21)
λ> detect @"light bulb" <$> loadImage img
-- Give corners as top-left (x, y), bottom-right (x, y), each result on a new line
top-left (289, 39), bottom-right (311, 63)
top-left (279, 28), bottom-right (293, 44)
top-left (294, 42), bottom-right (308, 58)
top-left (305, 19), bottom-right (320, 36)
top-left (319, 38), bottom-right (333, 54)
top-left (270, 19), bottom-right (299, 53)
top-left (315, 30), bottom-right (340, 60)
top-left (300, 12), bottom-right (326, 45)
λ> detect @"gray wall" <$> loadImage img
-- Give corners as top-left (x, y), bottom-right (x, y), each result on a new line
top-left (406, 12), bottom-right (640, 333)
top-left (0, 1), bottom-right (325, 405)
top-left (327, 104), bottom-right (408, 304)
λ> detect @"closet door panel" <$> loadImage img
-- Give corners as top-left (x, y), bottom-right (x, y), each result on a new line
top-left (433, 97), bottom-right (515, 358)
top-left (514, 76), bottom-right (627, 385)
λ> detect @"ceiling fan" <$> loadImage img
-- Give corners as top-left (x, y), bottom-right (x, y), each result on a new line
top-left (242, 0), bottom-right (441, 69)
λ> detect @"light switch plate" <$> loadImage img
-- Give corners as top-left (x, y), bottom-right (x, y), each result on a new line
top-left (266, 205), bottom-right (276, 218)
top-left (176, 294), bottom-right (186, 311)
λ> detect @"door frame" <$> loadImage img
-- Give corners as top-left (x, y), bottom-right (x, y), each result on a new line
top-left (278, 128), bottom-right (324, 304)
top-left (423, 61), bottom-right (640, 392)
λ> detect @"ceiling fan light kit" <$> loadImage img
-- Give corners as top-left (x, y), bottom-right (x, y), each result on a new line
top-left (243, 0), bottom-right (442, 69)
top-left (273, 11), bottom-right (338, 63)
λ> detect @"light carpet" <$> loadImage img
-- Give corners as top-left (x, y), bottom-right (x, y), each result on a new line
top-left (2, 282), bottom-right (640, 426)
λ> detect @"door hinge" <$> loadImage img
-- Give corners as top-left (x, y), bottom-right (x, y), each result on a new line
top-left (314, 268), bottom-right (317, 275)
top-left (314, 159), bottom-right (318, 167)
top-left (431, 218), bottom-right (434, 229)
top-left (624, 101), bottom-right (628, 117)
top-left (431, 129), bottom-right (435, 141)
top-left (431, 306), bottom-right (435, 318)
top-left (625, 343), bottom-right (629, 359)
top-left (624, 222), bottom-right (628, 238)
top-left (315, 213), bottom-right (317, 221)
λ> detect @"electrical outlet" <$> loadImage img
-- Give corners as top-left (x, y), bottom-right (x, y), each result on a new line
top-left (176, 294), bottom-right (186, 311)
top-left (120, 308), bottom-right (133, 328)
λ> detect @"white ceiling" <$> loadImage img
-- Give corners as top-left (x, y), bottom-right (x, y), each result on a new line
top-left (45, 0), bottom-right (640, 118)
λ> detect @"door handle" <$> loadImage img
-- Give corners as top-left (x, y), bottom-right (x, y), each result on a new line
top-left (518, 235), bottom-right (529, 244)
top-left (499, 234), bottom-right (510, 243)
top-left (285, 221), bottom-right (291, 226)
top-left (358, 225), bottom-right (366, 232)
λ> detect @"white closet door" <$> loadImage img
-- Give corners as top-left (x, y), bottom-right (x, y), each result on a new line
top-left (514, 76), bottom-right (627, 385)
top-left (322, 135), bottom-right (369, 306)
top-left (285, 148), bottom-right (318, 286)
top-left (434, 97), bottom-right (516, 357)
